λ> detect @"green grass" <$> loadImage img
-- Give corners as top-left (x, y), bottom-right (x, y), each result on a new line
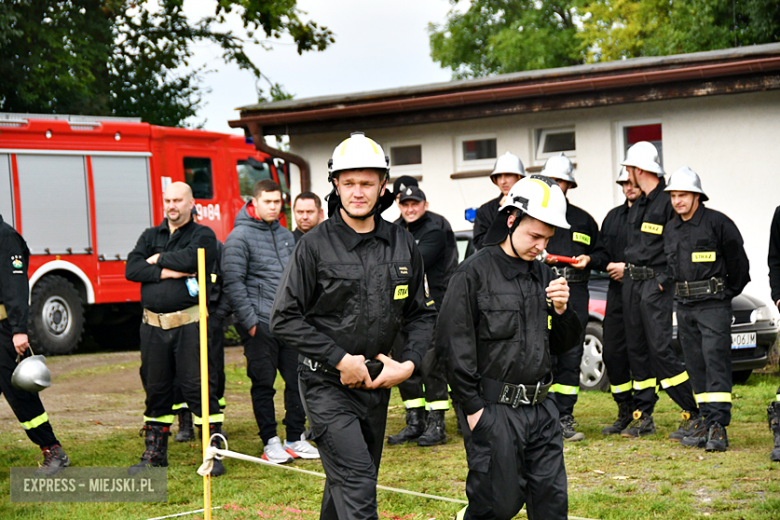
top-left (1, 355), bottom-right (779, 520)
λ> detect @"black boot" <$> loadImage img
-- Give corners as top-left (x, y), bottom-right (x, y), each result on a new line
top-left (705, 422), bottom-right (728, 452)
top-left (388, 408), bottom-right (425, 445)
top-left (35, 445), bottom-right (70, 476)
top-left (174, 410), bottom-right (195, 442)
top-left (417, 410), bottom-right (447, 446)
top-left (602, 401), bottom-right (634, 435)
top-left (129, 424), bottom-right (170, 475)
top-left (768, 402), bottom-right (780, 462)
top-left (204, 424), bottom-right (226, 477)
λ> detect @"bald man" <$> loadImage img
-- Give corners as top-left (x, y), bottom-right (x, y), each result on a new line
top-left (125, 182), bottom-right (225, 476)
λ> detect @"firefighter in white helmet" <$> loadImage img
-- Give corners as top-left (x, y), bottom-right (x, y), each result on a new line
top-left (0, 213), bottom-right (70, 475)
top-left (664, 167), bottom-right (749, 452)
top-left (619, 141), bottom-right (700, 439)
top-left (472, 152), bottom-right (525, 250)
top-left (270, 132), bottom-right (436, 519)
top-left (538, 152), bottom-right (607, 442)
top-left (438, 175), bottom-right (582, 520)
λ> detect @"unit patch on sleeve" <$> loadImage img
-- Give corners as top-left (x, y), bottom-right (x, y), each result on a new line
top-left (11, 255), bottom-right (24, 273)
top-left (640, 222), bottom-right (663, 235)
top-left (691, 252), bottom-right (716, 262)
top-left (572, 232), bottom-right (591, 245)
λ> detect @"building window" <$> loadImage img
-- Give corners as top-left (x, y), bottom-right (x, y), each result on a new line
top-left (184, 157), bottom-right (213, 199)
top-left (462, 138), bottom-right (496, 161)
top-left (390, 145), bottom-right (422, 167)
top-left (535, 127), bottom-right (576, 162)
top-left (618, 121), bottom-right (663, 168)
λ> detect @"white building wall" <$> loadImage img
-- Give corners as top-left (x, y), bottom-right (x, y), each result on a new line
top-left (288, 89), bottom-right (780, 303)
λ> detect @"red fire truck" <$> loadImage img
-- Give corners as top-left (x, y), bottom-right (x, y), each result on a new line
top-left (0, 113), bottom-right (289, 355)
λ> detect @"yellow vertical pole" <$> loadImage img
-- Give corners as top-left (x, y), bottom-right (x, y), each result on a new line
top-left (197, 248), bottom-right (211, 520)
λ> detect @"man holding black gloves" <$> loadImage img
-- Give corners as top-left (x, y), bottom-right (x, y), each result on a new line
top-left (438, 175), bottom-right (582, 520)
top-left (270, 132), bottom-right (436, 520)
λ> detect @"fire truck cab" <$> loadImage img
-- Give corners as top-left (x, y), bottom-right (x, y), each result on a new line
top-left (0, 113), bottom-right (288, 355)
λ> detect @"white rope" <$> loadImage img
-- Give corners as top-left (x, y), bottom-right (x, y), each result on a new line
top-left (144, 506), bottom-right (220, 520)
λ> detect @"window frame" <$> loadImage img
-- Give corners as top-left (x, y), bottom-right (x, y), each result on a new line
top-left (534, 127), bottom-right (577, 165)
top-left (183, 156), bottom-right (215, 200)
top-left (616, 119), bottom-right (663, 172)
top-left (386, 141), bottom-right (423, 175)
top-left (455, 134), bottom-right (498, 172)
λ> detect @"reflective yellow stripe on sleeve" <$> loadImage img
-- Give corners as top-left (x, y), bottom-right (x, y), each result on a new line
top-left (143, 415), bottom-right (175, 424)
top-left (21, 412), bottom-right (49, 430)
top-left (660, 371), bottom-right (689, 389)
top-left (610, 381), bottom-right (633, 394)
top-left (633, 378), bottom-right (657, 391)
top-left (695, 392), bottom-right (732, 403)
top-left (403, 398), bottom-right (425, 409)
top-left (550, 384), bottom-right (579, 395)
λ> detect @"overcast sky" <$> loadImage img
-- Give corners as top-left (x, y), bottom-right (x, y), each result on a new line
top-left (185, 0), bottom-right (455, 133)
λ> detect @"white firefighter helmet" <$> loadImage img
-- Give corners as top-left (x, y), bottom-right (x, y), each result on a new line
top-left (616, 166), bottom-right (629, 184)
top-left (499, 175), bottom-right (570, 229)
top-left (665, 166), bottom-right (708, 201)
top-left (540, 153), bottom-right (577, 188)
top-left (328, 132), bottom-right (389, 179)
top-left (12, 355), bottom-right (51, 393)
top-left (490, 152), bottom-right (525, 183)
top-left (621, 141), bottom-right (664, 176)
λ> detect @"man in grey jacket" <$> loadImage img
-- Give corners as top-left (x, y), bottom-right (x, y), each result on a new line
top-left (223, 179), bottom-right (318, 463)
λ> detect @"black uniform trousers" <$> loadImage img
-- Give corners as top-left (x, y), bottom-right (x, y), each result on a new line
top-left (550, 282), bottom-right (588, 416)
top-left (244, 321), bottom-right (305, 443)
top-left (0, 323), bottom-right (58, 447)
top-left (299, 368), bottom-right (391, 520)
top-left (139, 322), bottom-right (221, 426)
top-left (603, 282), bottom-right (633, 404)
top-left (622, 277), bottom-right (698, 415)
top-left (173, 317), bottom-right (227, 412)
top-left (676, 302), bottom-right (732, 426)
top-left (460, 399), bottom-right (568, 520)
top-left (394, 333), bottom-right (449, 409)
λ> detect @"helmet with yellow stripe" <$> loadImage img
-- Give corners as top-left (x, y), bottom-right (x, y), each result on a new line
top-left (328, 132), bottom-right (389, 181)
top-left (499, 175), bottom-right (570, 229)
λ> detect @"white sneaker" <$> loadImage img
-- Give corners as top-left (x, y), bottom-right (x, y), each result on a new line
top-left (262, 436), bottom-right (293, 464)
top-left (284, 434), bottom-right (320, 460)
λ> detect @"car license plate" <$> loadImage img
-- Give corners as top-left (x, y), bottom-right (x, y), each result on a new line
top-left (731, 332), bottom-right (756, 349)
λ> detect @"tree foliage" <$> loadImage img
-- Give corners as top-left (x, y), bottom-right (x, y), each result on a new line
top-left (429, 0), bottom-right (780, 79)
top-left (0, 0), bottom-right (333, 126)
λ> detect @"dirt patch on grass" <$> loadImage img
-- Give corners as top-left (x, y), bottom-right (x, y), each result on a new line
top-left (0, 347), bottom-right (246, 434)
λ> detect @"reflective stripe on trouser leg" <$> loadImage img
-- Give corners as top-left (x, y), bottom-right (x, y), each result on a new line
top-left (21, 412), bottom-right (49, 430)
top-left (550, 384), bottom-right (580, 395)
top-left (551, 283), bottom-right (588, 417)
top-left (633, 378), bottom-right (657, 391)
top-left (695, 392), bottom-right (732, 403)
top-left (603, 281), bottom-right (633, 404)
top-left (218, 397), bottom-right (226, 408)
top-left (143, 415), bottom-right (175, 424)
top-left (403, 398), bottom-right (425, 409)
top-left (172, 402), bottom-right (188, 411)
top-left (660, 371), bottom-right (689, 389)
top-left (192, 413), bottom-right (225, 426)
top-left (426, 400), bottom-right (450, 411)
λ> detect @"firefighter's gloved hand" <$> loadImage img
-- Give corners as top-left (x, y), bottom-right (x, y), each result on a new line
top-left (546, 277), bottom-right (569, 314)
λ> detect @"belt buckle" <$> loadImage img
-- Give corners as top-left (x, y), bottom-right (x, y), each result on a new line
top-left (709, 277), bottom-right (721, 293)
top-left (501, 383), bottom-right (530, 408)
top-left (683, 281), bottom-right (690, 297)
top-left (304, 358), bottom-right (320, 372)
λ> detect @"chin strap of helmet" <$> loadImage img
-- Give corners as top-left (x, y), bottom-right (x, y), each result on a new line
top-left (507, 211), bottom-right (525, 259)
top-left (327, 171), bottom-right (390, 221)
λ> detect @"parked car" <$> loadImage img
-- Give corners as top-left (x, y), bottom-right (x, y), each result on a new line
top-left (454, 230), bottom-right (778, 390)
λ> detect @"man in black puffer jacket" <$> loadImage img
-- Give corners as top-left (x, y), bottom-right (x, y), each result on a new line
top-left (223, 179), bottom-right (317, 463)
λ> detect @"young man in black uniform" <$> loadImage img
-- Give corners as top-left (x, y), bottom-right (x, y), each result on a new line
top-left (0, 214), bottom-right (70, 475)
top-left (767, 205), bottom-right (780, 462)
top-left (591, 168), bottom-right (642, 435)
top-left (472, 152), bottom-right (525, 250)
top-left (387, 186), bottom-right (457, 447)
top-left (664, 167), bottom-right (749, 452)
top-left (270, 132), bottom-right (436, 520)
top-left (620, 142), bottom-right (699, 439)
top-left (438, 175), bottom-right (582, 520)
top-left (125, 182), bottom-right (225, 476)
top-left (539, 153), bottom-right (606, 442)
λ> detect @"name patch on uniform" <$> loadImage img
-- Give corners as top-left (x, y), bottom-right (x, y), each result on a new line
top-left (394, 285), bottom-right (409, 300)
top-left (398, 266), bottom-right (409, 276)
top-left (572, 232), bottom-right (591, 245)
top-left (641, 222), bottom-right (663, 235)
top-left (692, 252), bottom-right (716, 262)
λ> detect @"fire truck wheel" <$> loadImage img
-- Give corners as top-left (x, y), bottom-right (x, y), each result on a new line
top-left (28, 275), bottom-right (85, 356)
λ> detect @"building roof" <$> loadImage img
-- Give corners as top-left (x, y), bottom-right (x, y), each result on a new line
top-left (232, 43), bottom-right (780, 136)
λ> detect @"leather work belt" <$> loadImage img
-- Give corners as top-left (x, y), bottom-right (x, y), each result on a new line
top-left (0, 304), bottom-right (6, 321)
top-left (302, 357), bottom-right (340, 376)
top-left (142, 305), bottom-right (203, 330)
top-left (480, 374), bottom-right (553, 407)
top-left (675, 277), bottom-right (725, 298)
top-left (551, 266), bottom-right (589, 284)
top-left (627, 264), bottom-right (656, 281)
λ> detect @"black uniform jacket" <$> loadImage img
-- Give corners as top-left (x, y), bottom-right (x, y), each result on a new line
top-left (125, 218), bottom-right (218, 314)
top-left (0, 215), bottom-right (30, 334)
top-left (625, 178), bottom-right (674, 287)
top-left (590, 201), bottom-right (630, 285)
top-left (269, 210), bottom-right (437, 371)
top-left (472, 195), bottom-right (502, 251)
top-left (437, 245), bottom-right (583, 416)
top-left (768, 205), bottom-right (780, 304)
top-left (399, 212), bottom-right (458, 309)
top-left (664, 204), bottom-right (750, 304)
top-left (545, 200), bottom-right (606, 282)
